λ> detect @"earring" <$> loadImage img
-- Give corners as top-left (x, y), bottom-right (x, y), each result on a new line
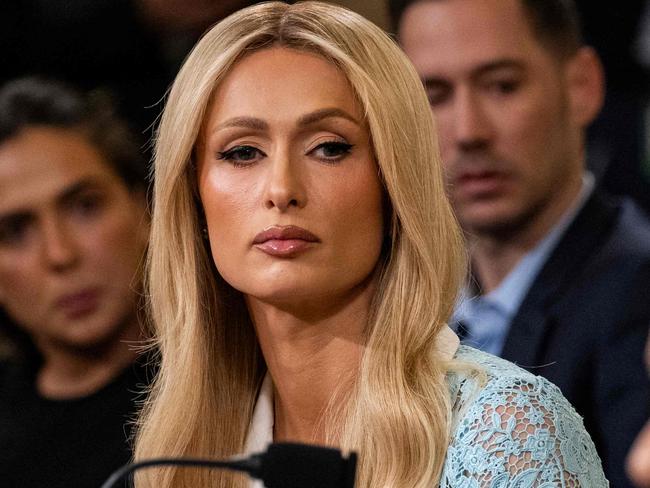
top-left (202, 227), bottom-right (208, 240)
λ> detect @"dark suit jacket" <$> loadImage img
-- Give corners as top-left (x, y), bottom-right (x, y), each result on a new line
top-left (500, 190), bottom-right (650, 488)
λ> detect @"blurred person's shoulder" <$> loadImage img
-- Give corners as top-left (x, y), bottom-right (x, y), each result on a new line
top-left (608, 195), bottom-right (650, 258)
top-left (574, 193), bottom-right (650, 310)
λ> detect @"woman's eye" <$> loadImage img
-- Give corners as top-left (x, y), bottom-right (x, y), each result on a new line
top-left (311, 141), bottom-right (354, 162)
top-left (71, 194), bottom-right (104, 217)
top-left (217, 145), bottom-right (264, 166)
top-left (0, 218), bottom-right (29, 246)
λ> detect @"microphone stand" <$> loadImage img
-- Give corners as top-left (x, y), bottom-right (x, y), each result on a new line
top-left (100, 442), bottom-right (357, 488)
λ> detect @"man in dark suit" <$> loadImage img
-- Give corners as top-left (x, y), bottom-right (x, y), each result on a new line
top-left (391, 0), bottom-right (650, 486)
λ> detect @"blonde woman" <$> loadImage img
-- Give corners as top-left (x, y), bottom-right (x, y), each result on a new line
top-left (135, 2), bottom-right (607, 487)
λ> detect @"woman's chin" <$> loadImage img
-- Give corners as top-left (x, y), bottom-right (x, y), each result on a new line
top-left (245, 286), bottom-right (324, 310)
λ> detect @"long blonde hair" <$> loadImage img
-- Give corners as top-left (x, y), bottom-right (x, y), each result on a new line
top-left (135, 2), bottom-right (466, 486)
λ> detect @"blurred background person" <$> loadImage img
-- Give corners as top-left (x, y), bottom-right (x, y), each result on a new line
top-left (391, 0), bottom-right (650, 486)
top-left (0, 78), bottom-right (150, 488)
top-left (627, 338), bottom-right (650, 488)
top-left (628, 415), bottom-right (650, 488)
top-left (339, 0), bottom-right (650, 215)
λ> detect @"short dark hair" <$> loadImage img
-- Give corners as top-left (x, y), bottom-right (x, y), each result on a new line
top-left (389, 0), bottom-right (583, 59)
top-left (0, 77), bottom-right (147, 191)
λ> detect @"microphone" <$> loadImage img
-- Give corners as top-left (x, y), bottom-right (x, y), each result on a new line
top-left (100, 442), bottom-right (357, 488)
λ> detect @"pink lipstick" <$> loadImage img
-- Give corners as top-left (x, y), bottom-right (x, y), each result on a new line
top-left (253, 225), bottom-right (320, 257)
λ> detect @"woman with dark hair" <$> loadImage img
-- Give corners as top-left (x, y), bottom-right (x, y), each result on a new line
top-left (0, 78), bottom-right (150, 488)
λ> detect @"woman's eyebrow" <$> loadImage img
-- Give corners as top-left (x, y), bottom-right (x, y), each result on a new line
top-left (214, 116), bottom-right (268, 131)
top-left (298, 108), bottom-right (359, 127)
top-left (57, 178), bottom-right (106, 206)
top-left (213, 108), bottom-right (360, 134)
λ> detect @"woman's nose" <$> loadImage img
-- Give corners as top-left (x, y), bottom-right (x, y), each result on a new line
top-left (263, 151), bottom-right (307, 211)
top-left (40, 217), bottom-right (80, 271)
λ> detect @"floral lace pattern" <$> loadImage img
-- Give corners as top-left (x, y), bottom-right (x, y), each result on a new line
top-left (441, 347), bottom-right (608, 487)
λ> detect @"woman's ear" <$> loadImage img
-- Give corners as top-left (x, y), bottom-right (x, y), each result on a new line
top-left (565, 46), bottom-right (605, 128)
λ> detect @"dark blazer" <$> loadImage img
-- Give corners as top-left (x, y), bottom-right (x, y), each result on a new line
top-left (500, 190), bottom-right (650, 488)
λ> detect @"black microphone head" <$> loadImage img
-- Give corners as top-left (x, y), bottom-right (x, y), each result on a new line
top-left (260, 442), bottom-right (357, 488)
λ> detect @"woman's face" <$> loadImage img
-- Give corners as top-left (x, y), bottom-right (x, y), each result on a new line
top-left (196, 47), bottom-right (385, 311)
top-left (0, 127), bottom-right (148, 351)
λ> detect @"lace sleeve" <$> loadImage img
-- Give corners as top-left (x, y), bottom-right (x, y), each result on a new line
top-left (442, 368), bottom-right (608, 487)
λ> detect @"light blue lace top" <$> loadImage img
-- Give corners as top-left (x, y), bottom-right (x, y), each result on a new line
top-left (245, 343), bottom-right (608, 487)
top-left (442, 346), bottom-right (608, 487)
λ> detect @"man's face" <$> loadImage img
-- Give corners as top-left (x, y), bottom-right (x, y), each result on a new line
top-left (399, 0), bottom-right (600, 237)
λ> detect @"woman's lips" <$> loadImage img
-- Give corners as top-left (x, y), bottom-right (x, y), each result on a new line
top-left (253, 225), bottom-right (320, 257)
top-left (56, 288), bottom-right (100, 319)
